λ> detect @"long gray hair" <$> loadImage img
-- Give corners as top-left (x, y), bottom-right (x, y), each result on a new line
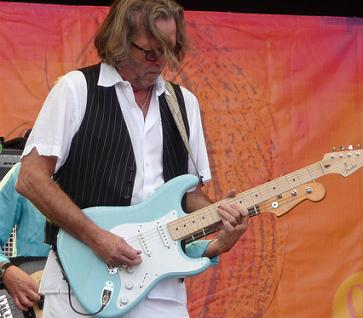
top-left (95, 0), bottom-right (189, 69)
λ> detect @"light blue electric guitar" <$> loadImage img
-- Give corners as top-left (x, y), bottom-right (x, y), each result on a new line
top-left (57, 147), bottom-right (362, 317)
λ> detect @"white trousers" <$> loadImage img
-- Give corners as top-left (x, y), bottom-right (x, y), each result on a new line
top-left (40, 251), bottom-right (189, 318)
top-left (42, 292), bottom-right (190, 318)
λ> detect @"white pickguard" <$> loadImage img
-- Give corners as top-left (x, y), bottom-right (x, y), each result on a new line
top-left (110, 210), bottom-right (209, 310)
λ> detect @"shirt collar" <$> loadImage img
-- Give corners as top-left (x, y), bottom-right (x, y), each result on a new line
top-left (98, 62), bottom-right (171, 96)
top-left (98, 63), bottom-right (124, 87)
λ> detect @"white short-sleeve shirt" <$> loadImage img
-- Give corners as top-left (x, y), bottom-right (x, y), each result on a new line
top-left (26, 63), bottom-right (211, 312)
top-left (24, 63), bottom-right (211, 204)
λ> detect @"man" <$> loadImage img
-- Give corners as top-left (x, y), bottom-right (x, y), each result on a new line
top-left (16, 0), bottom-right (249, 317)
top-left (0, 162), bottom-right (49, 312)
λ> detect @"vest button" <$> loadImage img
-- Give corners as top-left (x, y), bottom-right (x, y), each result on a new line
top-left (123, 194), bottom-right (131, 200)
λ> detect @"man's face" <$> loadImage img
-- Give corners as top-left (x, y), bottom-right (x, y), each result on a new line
top-left (126, 17), bottom-right (177, 89)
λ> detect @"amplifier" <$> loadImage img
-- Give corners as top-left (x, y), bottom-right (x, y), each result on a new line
top-left (0, 149), bottom-right (22, 181)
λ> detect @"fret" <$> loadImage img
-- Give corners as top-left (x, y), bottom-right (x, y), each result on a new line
top-left (205, 208), bottom-right (221, 223)
top-left (168, 206), bottom-right (222, 240)
top-left (309, 163), bottom-right (325, 180)
top-left (235, 195), bottom-right (249, 209)
top-left (198, 212), bottom-right (210, 228)
top-left (297, 169), bottom-right (312, 184)
top-left (239, 191), bottom-right (257, 209)
top-left (229, 164), bottom-right (325, 211)
top-left (173, 219), bottom-right (188, 238)
top-left (252, 187), bottom-right (269, 203)
top-left (284, 174), bottom-right (301, 188)
top-left (266, 181), bottom-right (282, 197)
top-left (274, 178), bottom-right (291, 193)
top-left (248, 205), bottom-right (260, 217)
top-left (282, 163), bottom-right (324, 187)
top-left (166, 151), bottom-right (362, 245)
top-left (188, 215), bottom-right (201, 233)
top-left (184, 225), bottom-right (220, 244)
top-left (255, 183), bottom-right (282, 203)
top-left (170, 198), bottom-right (262, 242)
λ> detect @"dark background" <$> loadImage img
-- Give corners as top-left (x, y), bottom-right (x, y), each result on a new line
top-left (1, 0), bottom-right (362, 18)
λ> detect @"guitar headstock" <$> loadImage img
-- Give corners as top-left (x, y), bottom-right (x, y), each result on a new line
top-left (322, 145), bottom-right (362, 177)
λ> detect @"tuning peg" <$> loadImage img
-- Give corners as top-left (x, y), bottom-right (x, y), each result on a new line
top-left (340, 146), bottom-right (345, 151)
top-left (348, 145), bottom-right (353, 150)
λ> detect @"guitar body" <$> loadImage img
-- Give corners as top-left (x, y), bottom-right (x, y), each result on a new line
top-left (57, 147), bottom-right (363, 318)
top-left (57, 175), bottom-right (210, 318)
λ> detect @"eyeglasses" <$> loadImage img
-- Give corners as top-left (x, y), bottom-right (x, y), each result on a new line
top-left (131, 42), bottom-right (159, 62)
top-left (131, 42), bottom-right (182, 62)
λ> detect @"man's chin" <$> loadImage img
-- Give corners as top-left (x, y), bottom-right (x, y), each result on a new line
top-left (144, 73), bottom-right (160, 84)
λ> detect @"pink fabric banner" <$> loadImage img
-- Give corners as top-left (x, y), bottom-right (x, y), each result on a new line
top-left (1, 2), bottom-right (362, 317)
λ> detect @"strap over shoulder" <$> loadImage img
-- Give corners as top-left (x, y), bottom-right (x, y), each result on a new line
top-left (164, 81), bottom-right (204, 185)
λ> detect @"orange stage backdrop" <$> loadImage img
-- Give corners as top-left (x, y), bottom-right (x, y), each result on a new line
top-left (1, 2), bottom-right (363, 317)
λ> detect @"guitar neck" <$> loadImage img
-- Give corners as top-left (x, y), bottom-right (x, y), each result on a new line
top-left (167, 161), bottom-right (325, 241)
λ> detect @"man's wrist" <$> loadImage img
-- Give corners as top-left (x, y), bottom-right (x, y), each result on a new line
top-left (0, 261), bottom-right (14, 283)
top-left (203, 239), bottom-right (221, 258)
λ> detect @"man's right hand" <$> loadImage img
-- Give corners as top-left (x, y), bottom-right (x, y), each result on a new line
top-left (2, 265), bottom-right (41, 312)
top-left (89, 228), bottom-right (142, 267)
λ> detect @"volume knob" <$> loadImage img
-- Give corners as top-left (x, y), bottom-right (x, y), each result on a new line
top-left (120, 296), bottom-right (128, 305)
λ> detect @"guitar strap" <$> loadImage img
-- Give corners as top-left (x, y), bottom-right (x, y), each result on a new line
top-left (164, 81), bottom-right (204, 185)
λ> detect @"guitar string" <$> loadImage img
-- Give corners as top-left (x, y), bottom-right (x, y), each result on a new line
top-left (0, 160), bottom-right (355, 312)
top-left (168, 157), bottom-right (354, 229)
top-left (114, 162), bottom-right (352, 245)
top-left (118, 163), bottom-right (328, 244)
top-left (115, 159), bottom-right (352, 248)
top-left (120, 189), bottom-right (315, 250)
top-left (58, 160), bottom-right (353, 260)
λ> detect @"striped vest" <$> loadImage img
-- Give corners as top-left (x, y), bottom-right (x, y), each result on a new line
top-left (54, 63), bottom-right (190, 209)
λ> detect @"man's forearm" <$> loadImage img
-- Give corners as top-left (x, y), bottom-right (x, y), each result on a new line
top-left (16, 150), bottom-right (100, 248)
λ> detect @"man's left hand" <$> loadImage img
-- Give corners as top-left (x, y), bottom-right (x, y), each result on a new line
top-left (204, 189), bottom-right (249, 258)
top-left (2, 265), bottom-right (41, 311)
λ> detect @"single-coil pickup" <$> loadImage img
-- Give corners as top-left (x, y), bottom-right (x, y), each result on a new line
top-left (137, 233), bottom-right (151, 256)
top-left (157, 224), bottom-right (171, 247)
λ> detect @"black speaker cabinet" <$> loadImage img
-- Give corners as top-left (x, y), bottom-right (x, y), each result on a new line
top-left (0, 149), bottom-right (22, 181)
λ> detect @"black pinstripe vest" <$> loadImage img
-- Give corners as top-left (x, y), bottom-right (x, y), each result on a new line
top-left (54, 63), bottom-right (189, 209)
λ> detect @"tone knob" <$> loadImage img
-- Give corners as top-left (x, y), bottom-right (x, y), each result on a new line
top-left (120, 296), bottom-right (128, 305)
top-left (125, 281), bottom-right (134, 290)
top-left (126, 266), bottom-right (135, 274)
